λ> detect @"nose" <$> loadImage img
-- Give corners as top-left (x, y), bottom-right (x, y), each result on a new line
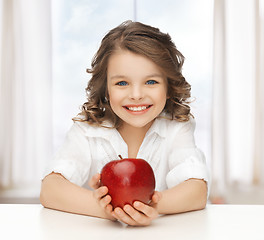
top-left (129, 84), bottom-right (144, 100)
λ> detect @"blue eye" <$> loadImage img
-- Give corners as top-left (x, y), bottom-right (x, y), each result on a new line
top-left (146, 80), bottom-right (158, 85)
top-left (116, 81), bottom-right (128, 86)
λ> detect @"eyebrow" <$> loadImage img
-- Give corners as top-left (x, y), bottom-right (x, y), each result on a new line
top-left (110, 74), bottom-right (164, 80)
top-left (109, 75), bottom-right (126, 80)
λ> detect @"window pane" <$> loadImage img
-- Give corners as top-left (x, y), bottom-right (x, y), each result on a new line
top-left (52, 0), bottom-right (134, 150)
top-left (136, 0), bottom-right (213, 164)
top-left (52, 0), bottom-right (213, 166)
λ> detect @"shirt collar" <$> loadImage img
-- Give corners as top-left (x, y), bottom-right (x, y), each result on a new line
top-left (76, 121), bottom-right (117, 140)
top-left (145, 116), bottom-right (168, 139)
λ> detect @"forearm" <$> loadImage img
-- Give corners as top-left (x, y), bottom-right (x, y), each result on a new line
top-left (157, 178), bottom-right (207, 215)
top-left (40, 173), bottom-right (111, 219)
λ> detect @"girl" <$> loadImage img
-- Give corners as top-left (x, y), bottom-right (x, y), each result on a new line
top-left (40, 20), bottom-right (209, 226)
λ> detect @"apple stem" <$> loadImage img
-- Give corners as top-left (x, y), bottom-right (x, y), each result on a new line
top-left (118, 155), bottom-right (123, 160)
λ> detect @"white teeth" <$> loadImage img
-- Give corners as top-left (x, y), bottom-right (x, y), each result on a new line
top-left (128, 106), bottom-right (147, 111)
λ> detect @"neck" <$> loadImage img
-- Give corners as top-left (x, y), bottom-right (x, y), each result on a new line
top-left (117, 120), bottom-right (153, 139)
top-left (117, 121), bottom-right (154, 158)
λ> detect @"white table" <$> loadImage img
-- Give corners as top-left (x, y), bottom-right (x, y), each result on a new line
top-left (0, 204), bottom-right (263, 240)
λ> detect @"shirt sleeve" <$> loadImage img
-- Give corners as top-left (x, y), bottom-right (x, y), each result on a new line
top-left (165, 118), bottom-right (210, 192)
top-left (42, 122), bottom-right (92, 186)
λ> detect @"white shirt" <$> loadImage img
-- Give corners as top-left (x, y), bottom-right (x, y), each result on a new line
top-left (43, 117), bottom-right (210, 193)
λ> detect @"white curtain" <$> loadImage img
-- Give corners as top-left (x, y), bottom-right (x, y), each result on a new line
top-left (0, 0), bottom-right (52, 192)
top-left (211, 0), bottom-right (264, 199)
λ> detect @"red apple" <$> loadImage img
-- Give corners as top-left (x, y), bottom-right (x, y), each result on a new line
top-left (100, 156), bottom-right (155, 209)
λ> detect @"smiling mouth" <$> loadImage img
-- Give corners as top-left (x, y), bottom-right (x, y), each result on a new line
top-left (123, 105), bottom-right (152, 112)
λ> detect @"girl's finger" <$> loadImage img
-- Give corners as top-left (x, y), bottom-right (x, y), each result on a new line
top-left (93, 186), bottom-right (108, 200)
top-left (105, 204), bottom-right (113, 214)
top-left (89, 173), bottom-right (101, 189)
top-left (151, 191), bottom-right (162, 204)
top-left (133, 201), bottom-right (156, 219)
top-left (99, 194), bottom-right (111, 208)
top-left (111, 211), bottom-right (120, 220)
top-left (114, 207), bottom-right (137, 226)
top-left (123, 204), bottom-right (150, 225)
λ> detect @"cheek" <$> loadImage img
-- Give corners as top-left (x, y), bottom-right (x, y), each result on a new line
top-left (108, 89), bottom-right (121, 109)
top-left (159, 90), bottom-right (168, 110)
top-left (158, 88), bottom-right (168, 104)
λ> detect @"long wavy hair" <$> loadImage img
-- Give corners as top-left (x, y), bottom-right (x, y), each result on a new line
top-left (74, 20), bottom-right (192, 127)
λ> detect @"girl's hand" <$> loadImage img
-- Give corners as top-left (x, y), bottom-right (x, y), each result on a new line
top-left (89, 173), bottom-right (116, 220)
top-left (112, 191), bottom-right (162, 226)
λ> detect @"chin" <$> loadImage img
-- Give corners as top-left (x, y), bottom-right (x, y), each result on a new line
top-left (125, 119), bottom-right (154, 129)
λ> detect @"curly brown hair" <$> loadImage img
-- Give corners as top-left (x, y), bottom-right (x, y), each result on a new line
top-left (74, 20), bottom-right (192, 127)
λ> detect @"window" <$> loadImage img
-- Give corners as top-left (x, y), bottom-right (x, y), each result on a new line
top-left (51, 0), bottom-right (213, 167)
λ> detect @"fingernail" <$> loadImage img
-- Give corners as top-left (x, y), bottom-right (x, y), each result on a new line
top-left (124, 205), bottom-right (130, 211)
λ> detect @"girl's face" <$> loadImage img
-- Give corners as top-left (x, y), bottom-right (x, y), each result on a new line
top-left (107, 50), bottom-right (167, 129)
